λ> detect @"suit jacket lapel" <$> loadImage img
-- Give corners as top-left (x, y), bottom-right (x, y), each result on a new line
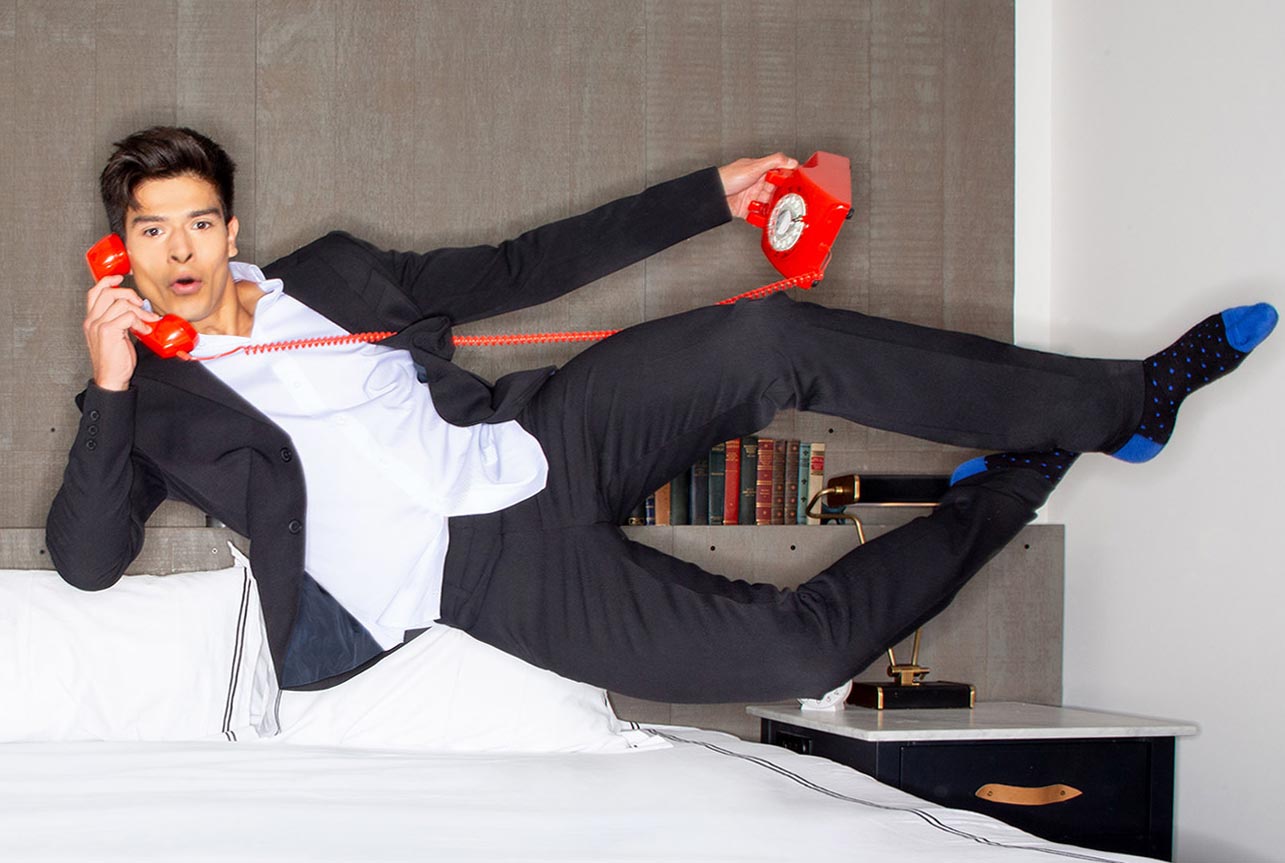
top-left (132, 347), bottom-right (273, 426)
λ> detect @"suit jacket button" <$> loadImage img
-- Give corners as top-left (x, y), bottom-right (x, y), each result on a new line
top-left (88, 410), bottom-right (101, 421)
top-left (87, 424), bottom-right (99, 436)
top-left (85, 439), bottom-right (97, 451)
top-left (280, 447), bottom-right (294, 462)
top-left (288, 519), bottom-right (303, 534)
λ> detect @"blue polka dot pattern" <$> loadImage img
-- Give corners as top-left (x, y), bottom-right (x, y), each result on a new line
top-left (1138, 313), bottom-right (1245, 448)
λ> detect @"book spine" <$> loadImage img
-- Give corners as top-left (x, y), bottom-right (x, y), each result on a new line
top-left (755, 439), bottom-right (775, 526)
top-left (807, 443), bottom-right (826, 525)
top-left (797, 442), bottom-right (811, 524)
top-left (784, 440), bottom-right (800, 525)
top-left (707, 442), bottom-right (726, 525)
top-left (654, 482), bottom-right (672, 526)
top-left (690, 454), bottom-right (710, 526)
top-left (770, 439), bottom-right (787, 525)
top-left (645, 494), bottom-right (656, 526)
top-left (723, 438), bottom-right (741, 525)
top-left (739, 437), bottom-right (758, 525)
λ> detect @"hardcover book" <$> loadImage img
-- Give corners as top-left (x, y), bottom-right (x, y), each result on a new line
top-left (755, 439), bottom-right (775, 526)
top-left (784, 440), bottom-right (800, 525)
top-left (724, 438), bottom-right (741, 525)
top-left (654, 482), bottom-right (672, 526)
top-left (708, 442), bottom-right (726, 526)
top-left (797, 442), bottom-right (811, 524)
top-left (807, 443), bottom-right (826, 525)
top-left (739, 437), bottom-right (758, 526)
top-left (770, 439), bottom-right (787, 525)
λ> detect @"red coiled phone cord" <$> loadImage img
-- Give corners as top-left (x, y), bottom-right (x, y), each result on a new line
top-left (186, 269), bottom-right (822, 361)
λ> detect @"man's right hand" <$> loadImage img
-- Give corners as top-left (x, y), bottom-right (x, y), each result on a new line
top-left (84, 275), bottom-right (161, 391)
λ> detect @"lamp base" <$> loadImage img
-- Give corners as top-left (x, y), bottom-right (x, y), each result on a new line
top-left (848, 681), bottom-right (976, 710)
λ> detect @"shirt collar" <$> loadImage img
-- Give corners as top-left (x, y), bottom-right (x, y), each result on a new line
top-left (230, 261), bottom-right (283, 294)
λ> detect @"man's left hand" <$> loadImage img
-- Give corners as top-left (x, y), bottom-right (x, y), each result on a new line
top-left (718, 153), bottom-right (799, 220)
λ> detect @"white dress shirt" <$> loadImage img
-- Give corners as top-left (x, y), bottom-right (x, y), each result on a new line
top-left (190, 262), bottom-right (549, 648)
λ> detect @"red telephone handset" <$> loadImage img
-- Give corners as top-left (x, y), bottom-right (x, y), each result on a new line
top-left (745, 151), bottom-right (853, 283)
top-left (85, 234), bottom-right (198, 359)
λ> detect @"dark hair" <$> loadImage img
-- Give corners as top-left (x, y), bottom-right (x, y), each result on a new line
top-left (99, 126), bottom-right (236, 236)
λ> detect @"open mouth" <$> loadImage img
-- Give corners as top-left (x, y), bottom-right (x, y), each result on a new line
top-left (171, 276), bottom-right (202, 295)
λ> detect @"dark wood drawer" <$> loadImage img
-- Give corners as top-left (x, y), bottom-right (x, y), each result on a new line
top-left (898, 739), bottom-right (1153, 847)
top-left (760, 719), bottom-right (1176, 860)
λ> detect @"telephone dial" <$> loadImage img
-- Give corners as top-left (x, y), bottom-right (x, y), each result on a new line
top-left (745, 151), bottom-right (852, 283)
top-left (85, 150), bottom-right (853, 357)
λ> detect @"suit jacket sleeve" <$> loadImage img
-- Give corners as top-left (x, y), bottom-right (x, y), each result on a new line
top-left (301, 166), bottom-right (732, 326)
top-left (45, 384), bottom-right (169, 590)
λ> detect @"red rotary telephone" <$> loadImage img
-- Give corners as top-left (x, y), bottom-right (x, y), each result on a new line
top-left (745, 151), bottom-right (852, 283)
top-left (85, 233), bottom-right (199, 359)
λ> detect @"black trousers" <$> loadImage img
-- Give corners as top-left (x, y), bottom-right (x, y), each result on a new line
top-left (438, 294), bottom-right (1143, 703)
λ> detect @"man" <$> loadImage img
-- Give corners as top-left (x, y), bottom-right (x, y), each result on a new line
top-left (47, 127), bottom-right (1277, 701)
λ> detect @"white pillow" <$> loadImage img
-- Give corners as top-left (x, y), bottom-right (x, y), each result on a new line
top-left (272, 624), bottom-right (665, 754)
top-left (0, 545), bottom-right (278, 742)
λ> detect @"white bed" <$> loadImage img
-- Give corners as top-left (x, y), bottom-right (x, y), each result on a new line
top-left (0, 729), bottom-right (1148, 863)
top-left (0, 549), bottom-right (1149, 863)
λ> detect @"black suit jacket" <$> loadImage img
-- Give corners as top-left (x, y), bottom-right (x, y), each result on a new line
top-left (46, 167), bottom-right (731, 688)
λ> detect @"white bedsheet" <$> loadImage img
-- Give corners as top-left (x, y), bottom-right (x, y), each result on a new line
top-left (0, 729), bottom-right (1150, 863)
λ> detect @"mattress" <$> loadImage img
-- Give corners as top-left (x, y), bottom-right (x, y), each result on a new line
top-left (0, 727), bottom-right (1150, 862)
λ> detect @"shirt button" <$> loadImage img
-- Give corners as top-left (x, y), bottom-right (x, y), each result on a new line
top-left (287, 519), bottom-right (303, 534)
top-left (279, 447), bottom-right (294, 463)
top-left (88, 410), bottom-right (101, 421)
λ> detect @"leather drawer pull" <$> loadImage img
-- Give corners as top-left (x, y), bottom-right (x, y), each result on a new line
top-left (975, 783), bottom-right (1083, 806)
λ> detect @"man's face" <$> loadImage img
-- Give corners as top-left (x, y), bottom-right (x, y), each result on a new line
top-left (123, 174), bottom-right (240, 329)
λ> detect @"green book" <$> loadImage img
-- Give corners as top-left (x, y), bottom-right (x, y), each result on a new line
top-left (738, 436), bottom-right (758, 525)
top-left (708, 441), bottom-right (726, 526)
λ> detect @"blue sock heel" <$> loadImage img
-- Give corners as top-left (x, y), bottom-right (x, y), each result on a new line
top-left (951, 449), bottom-right (1079, 488)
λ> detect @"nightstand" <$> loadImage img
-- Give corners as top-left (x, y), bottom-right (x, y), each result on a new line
top-left (747, 701), bottom-right (1196, 860)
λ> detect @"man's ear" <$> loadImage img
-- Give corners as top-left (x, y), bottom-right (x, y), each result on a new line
top-left (226, 215), bottom-right (240, 259)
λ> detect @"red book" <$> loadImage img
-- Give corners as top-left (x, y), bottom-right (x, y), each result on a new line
top-left (755, 439), bottom-right (775, 526)
top-left (784, 440), bottom-right (800, 525)
top-left (770, 439), bottom-right (787, 525)
top-left (723, 439), bottom-right (741, 525)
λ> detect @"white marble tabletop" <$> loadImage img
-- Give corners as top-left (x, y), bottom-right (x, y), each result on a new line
top-left (746, 701), bottom-right (1199, 742)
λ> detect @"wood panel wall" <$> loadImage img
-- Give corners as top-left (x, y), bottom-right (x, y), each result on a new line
top-left (0, 1), bottom-right (1023, 735)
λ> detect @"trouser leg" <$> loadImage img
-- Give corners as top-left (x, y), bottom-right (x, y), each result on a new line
top-left (442, 465), bottom-right (1044, 703)
top-left (440, 295), bottom-right (1120, 701)
top-left (518, 293), bottom-right (1141, 524)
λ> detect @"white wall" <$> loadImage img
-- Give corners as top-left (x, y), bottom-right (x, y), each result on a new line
top-left (1018, 2), bottom-right (1285, 861)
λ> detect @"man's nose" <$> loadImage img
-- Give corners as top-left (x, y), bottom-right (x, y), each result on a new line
top-left (168, 234), bottom-right (193, 263)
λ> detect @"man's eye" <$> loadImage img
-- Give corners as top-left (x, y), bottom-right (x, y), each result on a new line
top-left (142, 227), bottom-right (161, 238)
top-left (194, 220), bottom-right (212, 230)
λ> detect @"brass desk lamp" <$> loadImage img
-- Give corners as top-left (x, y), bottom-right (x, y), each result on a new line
top-left (805, 473), bottom-right (975, 709)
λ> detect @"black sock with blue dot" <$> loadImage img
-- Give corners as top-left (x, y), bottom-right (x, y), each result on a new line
top-left (951, 449), bottom-right (1079, 489)
top-left (1111, 303), bottom-right (1277, 463)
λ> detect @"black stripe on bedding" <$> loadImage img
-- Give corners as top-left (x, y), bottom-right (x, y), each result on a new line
top-left (222, 568), bottom-right (252, 741)
top-left (656, 732), bottom-right (1126, 863)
